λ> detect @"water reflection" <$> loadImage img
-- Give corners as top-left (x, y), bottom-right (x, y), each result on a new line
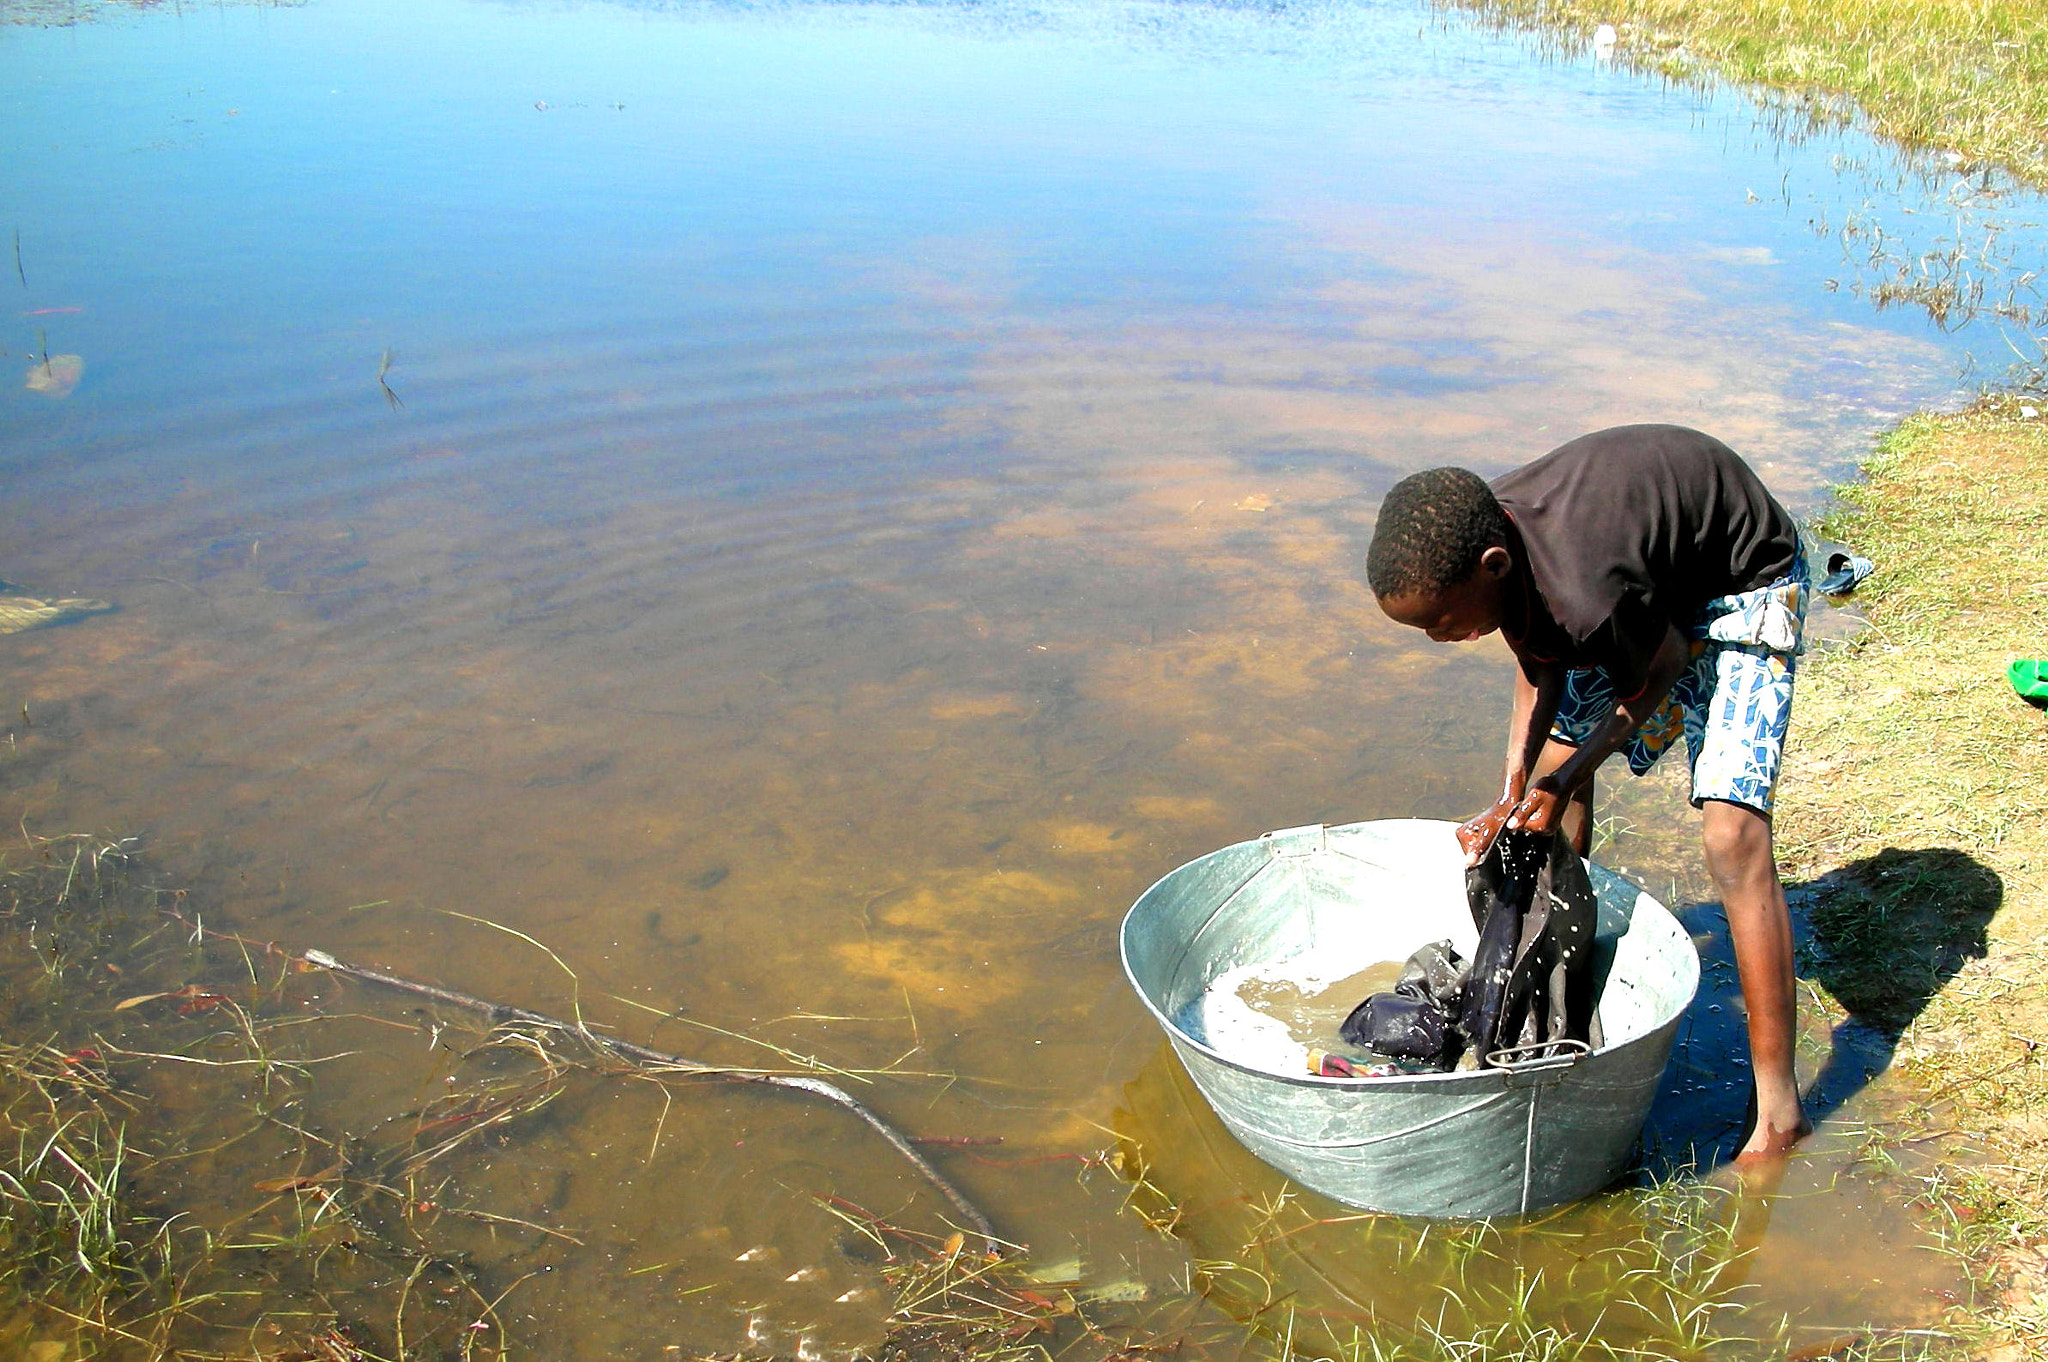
top-left (2, 0), bottom-right (2042, 1350)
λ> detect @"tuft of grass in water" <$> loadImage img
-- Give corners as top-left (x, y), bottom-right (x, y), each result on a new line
top-left (1440, 0), bottom-right (2048, 189)
top-left (1147, 1167), bottom-right (1961, 1362)
top-left (1915, 1163), bottom-right (2048, 1283)
top-left (802, 1195), bottom-right (1239, 1362)
top-left (0, 830), bottom-right (1065, 1359)
top-left (3, 0), bottom-right (306, 27)
top-left (0, 1043), bottom-right (182, 1354)
top-left (1116, 1131), bottom-right (1824, 1362)
top-left (0, 835), bottom-right (551, 1358)
top-left (799, 1144), bottom-right (1871, 1362)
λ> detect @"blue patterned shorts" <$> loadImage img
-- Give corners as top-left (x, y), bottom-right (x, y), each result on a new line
top-left (1549, 556), bottom-right (1811, 814)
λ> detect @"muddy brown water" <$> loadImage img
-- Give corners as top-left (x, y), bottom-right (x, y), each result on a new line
top-left (4, 0), bottom-right (2036, 1353)
top-left (1232, 959), bottom-right (1406, 1057)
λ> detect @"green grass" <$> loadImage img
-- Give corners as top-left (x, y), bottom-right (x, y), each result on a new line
top-left (0, 1046), bottom-right (181, 1354)
top-left (1785, 401), bottom-right (2048, 880)
top-left (1111, 1139), bottom-right (1970, 1362)
top-left (1444, 0), bottom-right (2048, 189)
top-left (1770, 399), bottom-right (2048, 1356)
top-left (0, 838), bottom-right (514, 1359)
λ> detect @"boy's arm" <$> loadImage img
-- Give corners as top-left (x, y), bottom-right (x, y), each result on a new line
top-left (1455, 653), bottom-right (1567, 861)
top-left (1457, 622), bottom-right (1693, 862)
top-left (1505, 622), bottom-right (1693, 838)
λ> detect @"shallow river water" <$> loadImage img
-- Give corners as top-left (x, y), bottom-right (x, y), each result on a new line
top-left (3, 0), bottom-right (2043, 1354)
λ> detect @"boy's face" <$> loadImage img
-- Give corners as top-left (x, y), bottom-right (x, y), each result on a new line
top-left (1376, 545), bottom-right (1514, 643)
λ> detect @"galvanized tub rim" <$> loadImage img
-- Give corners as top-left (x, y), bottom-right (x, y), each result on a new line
top-left (1120, 822), bottom-right (1629, 1090)
top-left (1118, 817), bottom-right (1701, 1216)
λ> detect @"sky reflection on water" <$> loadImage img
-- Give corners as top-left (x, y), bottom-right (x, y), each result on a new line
top-left (0, 0), bottom-right (2037, 1352)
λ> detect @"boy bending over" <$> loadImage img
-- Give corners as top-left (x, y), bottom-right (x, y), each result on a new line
top-left (1369, 423), bottom-right (1812, 1161)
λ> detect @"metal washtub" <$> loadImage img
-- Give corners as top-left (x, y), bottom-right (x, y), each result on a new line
top-left (1120, 819), bottom-right (1699, 1218)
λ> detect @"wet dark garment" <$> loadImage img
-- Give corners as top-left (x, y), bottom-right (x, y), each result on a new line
top-left (1457, 832), bottom-right (1547, 1063)
top-left (1460, 830), bottom-right (1603, 1064)
top-left (1492, 424), bottom-right (1801, 698)
top-left (1339, 830), bottom-right (1601, 1072)
top-left (1338, 940), bottom-right (1467, 1065)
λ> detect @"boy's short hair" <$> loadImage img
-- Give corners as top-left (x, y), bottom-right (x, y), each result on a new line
top-left (1367, 467), bottom-right (1509, 598)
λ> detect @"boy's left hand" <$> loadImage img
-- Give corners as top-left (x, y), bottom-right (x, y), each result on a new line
top-left (1505, 779), bottom-right (1567, 836)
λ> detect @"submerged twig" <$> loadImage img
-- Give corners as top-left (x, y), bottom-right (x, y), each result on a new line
top-left (293, 945), bottom-right (1002, 1254)
top-left (435, 1204), bottom-right (586, 1247)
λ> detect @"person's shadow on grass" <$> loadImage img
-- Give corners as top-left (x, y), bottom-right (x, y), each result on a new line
top-left (1639, 845), bottom-right (2000, 1172)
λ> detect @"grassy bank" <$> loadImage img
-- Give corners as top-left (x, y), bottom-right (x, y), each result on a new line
top-left (1773, 399), bottom-right (2048, 1356)
top-left (1445, 0), bottom-right (2048, 189)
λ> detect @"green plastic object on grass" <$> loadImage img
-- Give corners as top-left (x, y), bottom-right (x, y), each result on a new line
top-left (2011, 659), bottom-right (2048, 700)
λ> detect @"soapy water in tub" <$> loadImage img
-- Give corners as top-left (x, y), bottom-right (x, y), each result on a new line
top-left (1180, 958), bottom-right (1406, 1074)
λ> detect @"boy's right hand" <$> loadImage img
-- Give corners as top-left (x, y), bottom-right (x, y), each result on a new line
top-left (1458, 779), bottom-right (1569, 864)
top-left (1456, 798), bottom-right (1517, 865)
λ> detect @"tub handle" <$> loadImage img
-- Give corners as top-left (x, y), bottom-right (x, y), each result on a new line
top-left (1262, 823), bottom-right (1328, 857)
top-left (1488, 1038), bottom-right (1592, 1087)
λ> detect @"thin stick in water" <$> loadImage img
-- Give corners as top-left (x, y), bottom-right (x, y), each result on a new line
top-left (297, 945), bottom-right (1005, 1255)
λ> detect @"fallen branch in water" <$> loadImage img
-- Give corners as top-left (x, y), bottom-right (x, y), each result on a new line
top-left (140, 895), bottom-right (1003, 1255)
top-left (295, 945), bottom-right (1004, 1256)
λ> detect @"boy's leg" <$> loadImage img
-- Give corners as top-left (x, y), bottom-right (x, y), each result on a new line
top-left (1683, 559), bottom-right (1809, 1160)
top-left (1699, 799), bottom-right (1806, 1159)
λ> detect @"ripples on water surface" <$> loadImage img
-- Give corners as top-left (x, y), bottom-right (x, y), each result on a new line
top-left (3, 0), bottom-right (2042, 1352)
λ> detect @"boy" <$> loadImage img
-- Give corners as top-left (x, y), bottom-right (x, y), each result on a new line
top-left (1368, 423), bottom-right (1812, 1161)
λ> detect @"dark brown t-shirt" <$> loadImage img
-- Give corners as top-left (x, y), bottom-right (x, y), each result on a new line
top-left (1490, 424), bottom-right (1800, 697)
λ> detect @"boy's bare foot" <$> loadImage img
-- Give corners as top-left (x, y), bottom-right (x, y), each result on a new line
top-left (1734, 1090), bottom-right (1811, 1164)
